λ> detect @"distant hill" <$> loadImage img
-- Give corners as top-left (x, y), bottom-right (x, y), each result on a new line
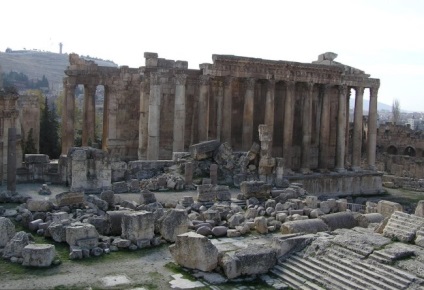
top-left (0, 50), bottom-right (117, 93)
top-left (349, 97), bottom-right (392, 112)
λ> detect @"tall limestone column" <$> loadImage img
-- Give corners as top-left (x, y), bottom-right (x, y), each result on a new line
top-left (147, 73), bottom-right (162, 160)
top-left (242, 78), bottom-right (256, 151)
top-left (301, 82), bottom-right (314, 173)
top-left (221, 76), bottom-right (233, 145)
top-left (61, 80), bottom-right (76, 155)
top-left (173, 74), bottom-right (187, 152)
top-left (345, 89), bottom-right (351, 164)
top-left (138, 79), bottom-right (150, 159)
top-left (319, 84), bottom-right (331, 171)
top-left (367, 86), bottom-right (379, 170)
top-left (102, 86), bottom-right (110, 151)
top-left (265, 79), bottom-right (275, 152)
top-left (198, 75), bottom-right (210, 142)
top-left (82, 84), bottom-right (96, 146)
top-left (216, 80), bottom-right (224, 141)
top-left (352, 86), bottom-right (365, 171)
top-left (283, 81), bottom-right (295, 172)
top-left (335, 84), bottom-right (348, 172)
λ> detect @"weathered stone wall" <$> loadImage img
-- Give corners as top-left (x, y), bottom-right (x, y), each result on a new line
top-left (18, 94), bottom-right (40, 153)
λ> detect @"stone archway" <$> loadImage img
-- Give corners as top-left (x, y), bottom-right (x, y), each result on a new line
top-left (386, 145), bottom-right (398, 155)
top-left (404, 146), bottom-right (416, 157)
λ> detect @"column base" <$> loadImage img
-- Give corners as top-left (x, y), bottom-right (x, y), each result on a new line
top-left (335, 167), bottom-right (346, 173)
top-left (351, 166), bottom-right (362, 172)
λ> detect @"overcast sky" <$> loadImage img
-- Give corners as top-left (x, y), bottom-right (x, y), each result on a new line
top-left (1, 0), bottom-right (423, 111)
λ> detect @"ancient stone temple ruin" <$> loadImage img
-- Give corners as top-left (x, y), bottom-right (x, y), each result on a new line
top-left (61, 52), bottom-right (381, 195)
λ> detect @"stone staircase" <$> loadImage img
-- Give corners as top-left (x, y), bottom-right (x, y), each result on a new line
top-left (270, 245), bottom-right (418, 290)
top-left (383, 211), bottom-right (424, 242)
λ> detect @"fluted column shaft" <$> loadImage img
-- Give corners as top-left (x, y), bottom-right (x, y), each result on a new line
top-left (198, 75), bottom-right (210, 142)
top-left (173, 74), bottom-right (187, 152)
top-left (319, 84), bottom-right (331, 171)
top-left (265, 79), bottom-right (275, 152)
top-left (283, 81), bottom-right (295, 171)
top-left (242, 78), bottom-right (255, 151)
top-left (352, 86), bottom-right (365, 170)
top-left (221, 77), bottom-right (233, 145)
top-left (138, 80), bottom-right (149, 159)
top-left (336, 85), bottom-right (347, 172)
top-left (367, 87), bottom-right (379, 170)
top-left (147, 73), bottom-right (162, 160)
top-left (82, 84), bottom-right (96, 146)
top-left (301, 83), bottom-right (314, 172)
top-left (61, 80), bottom-right (76, 155)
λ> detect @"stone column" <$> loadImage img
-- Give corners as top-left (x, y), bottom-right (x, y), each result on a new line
top-left (221, 76), bottom-right (233, 145)
top-left (242, 78), bottom-right (256, 151)
top-left (367, 86), bottom-right (379, 170)
top-left (7, 127), bottom-right (16, 193)
top-left (138, 80), bottom-right (149, 159)
top-left (345, 89), bottom-right (351, 164)
top-left (301, 82), bottom-right (314, 173)
top-left (216, 80), bottom-right (224, 141)
top-left (173, 74), bottom-right (187, 152)
top-left (61, 80), bottom-right (76, 155)
top-left (198, 75), bottom-right (210, 142)
top-left (185, 162), bottom-right (193, 185)
top-left (335, 85), bottom-right (347, 172)
top-left (352, 86), bottom-right (364, 171)
top-left (283, 81), bottom-right (295, 172)
top-left (82, 84), bottom-right (96, 146)
top-left (147, 73), bottom-right (162, 160)
top-left (265, 79), bottom-right (275, 152)
top-left (319, 84), bottom-right (331, 171)
top-left (102, 86), bottom-right (110, 151)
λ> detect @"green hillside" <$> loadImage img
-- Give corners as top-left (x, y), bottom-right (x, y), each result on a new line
top-left (0, 50), bottom-right (117, 93)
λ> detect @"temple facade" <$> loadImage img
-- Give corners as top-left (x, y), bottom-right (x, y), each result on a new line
top-left (61, 52), bottom-right (380, 174)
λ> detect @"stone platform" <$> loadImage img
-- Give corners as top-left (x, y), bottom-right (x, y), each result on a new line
top-left (286, 171), bottom-right (383, 197)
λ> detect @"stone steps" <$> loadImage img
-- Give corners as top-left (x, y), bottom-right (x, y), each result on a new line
top-left (326, 253), bottom-right (410, 289)
top-left (270, 264), bottom-right (326, 290)
top-left (383, 212), bottom-right (424, 241)
top-left (320, 255), bottom-right (403, 290)
top-left (326, 244), bottom-right (367, 260)
top-left (368, 250), bottom-right (397, 264)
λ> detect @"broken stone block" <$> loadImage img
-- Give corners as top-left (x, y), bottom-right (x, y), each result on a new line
top-left (121, 211), bottom-right (155, 242)
top-left (100, 190), bottom-right (115, 209)
top-left (65, 222), bottom-right (99, 248)
top-left (112, 181), bottom-right (129, 193)
top-left (159, 209), bottom-right (190, 242)
top-left (87, 216), bottom-right (110, 235)
top-left (211, 226), bottom-right (228, 237)
top-left (196, 226), bottom-right (213, 236)
top-left (189, 140), bottom-right (220, 160)
top-left (86, 195), bottom-right (108, 211)
top-left (51, 212), bottom-right (68, 223)
top-left (28, 219), bottom-right (43, 232)
top-left (69, 246), bottom-right (83, 260)
top-left (38, 184), bottom-right (52, 195)
top-left (319, 212), bottom-right (358, 231)
top-left (228, 213), bottom-right (245, 228)
top-left (136, 239), bottom-right (151, 249)
top-left (47, 223), bottom-right (67, 242)
top-left (383, 211), bottom-right (424, 242)
top-left (184, 162), bottom-right (194, 185)
top-left (129, 179), bottom-right (140, 193)
top-left (254, 216), bottom-right (268, 234)
top-left (139, 189), bottom-right (157, 205)
top-left (415, 200), bottom-right (424, 217)
top-left (240, 181), bottom-right (271, 200)
top-left (197, 184), bottom-right (216, 202)
top-left (281, 219), bottom-right (329, 234)
top-left (305, 196), bottom-right (318, 209)
top-left (56, 191), bottom-right (84, 207)
top-left (202, 210), bottom-right (221, 225)
top-left (112, 237), bottom-right (131, 248)
top-left (107, 210), bottom-right (133, 236)
top-left (26, 199), bottom-right (53, 212)
top-left (169, 232), bottom-right (219, 272)
top-left (2, 231), bottom-right (32, 259)
top-left (22, 244), bottom-right (55, 267)
top-left (215, 186), bottom-right (231, 201)
top-left (377, 200), bottom-right (403, 218)
top-left (220, 245), bottom-right (277, 279)
top-left (0, 217), bottom-right (15, 247)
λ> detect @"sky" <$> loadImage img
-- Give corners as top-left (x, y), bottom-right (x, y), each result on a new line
top-left (1, 0), bottom-right (424, 111)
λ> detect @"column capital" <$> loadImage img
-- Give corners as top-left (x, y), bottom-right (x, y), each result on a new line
top-left (199, 75), bottom-right (210, 86)
top-left (370, 86), bottom-right (379, 97)
top-left (354, 86), bottom-right (365, 95)
top-left (245, 78), bottom-right (256, 90)
top-left (174, 74), bottom-right (187, 86)
top-left (339, 84), bottom-right (348, 95)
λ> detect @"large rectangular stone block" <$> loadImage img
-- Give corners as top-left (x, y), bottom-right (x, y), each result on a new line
top-left (121, 211), bottom-right (154, 242)
top-left (56, 192), bottom-right (84, 207)
top-left (189, 140), bottom-right (220, 160)
top-left (240, 181), bottom-right (271, 200)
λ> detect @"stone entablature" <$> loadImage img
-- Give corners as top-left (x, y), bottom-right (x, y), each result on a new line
top-left (62, 52), bottom-right (380, 175)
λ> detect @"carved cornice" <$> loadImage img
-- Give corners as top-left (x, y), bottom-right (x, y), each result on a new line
top-left (175, 74), bottom-right (187, 86)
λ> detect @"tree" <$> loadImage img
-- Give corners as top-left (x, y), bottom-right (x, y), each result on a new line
top-left (24, 128), bottom-right (37, 154)
top-left (392, 98), bottom-right (401, 125)
top-left (39, 97), bottom-right (61, 158)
